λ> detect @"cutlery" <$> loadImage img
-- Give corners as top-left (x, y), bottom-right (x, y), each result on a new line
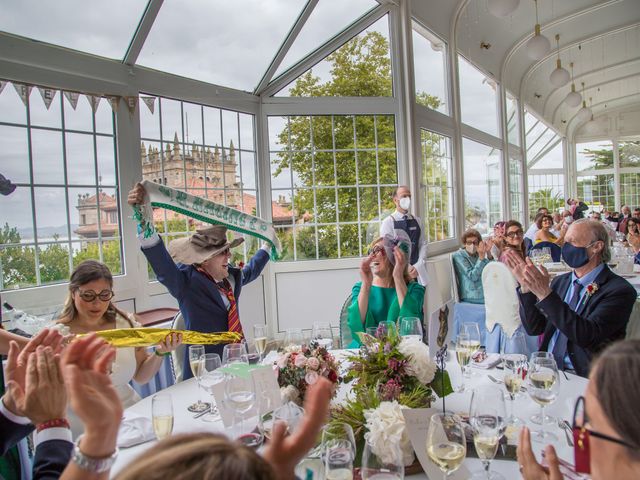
top-left (192, 407), bottom-right (211, 419)
top-left (558, 419), bottom-right (574, 446)
top-left (488, 374), bottom-right (527, 392)
top-left (562, 370), bottom-right (570, 381)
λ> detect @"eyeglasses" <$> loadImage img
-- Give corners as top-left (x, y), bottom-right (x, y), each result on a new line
top-left (367, 245), bottom-right (385, 256)
top-left (572, 396), bottom-right (634, 449)
top-left (506, 230), bottom-right (524, 238)
top-left (77, 289), bottom-right (114, 302)
top-left (465, 241), bottom-right (479, 246)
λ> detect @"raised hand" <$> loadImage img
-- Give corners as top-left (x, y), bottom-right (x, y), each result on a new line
top-left (516, 427), bottom-right (563, 480)
top-left (503, 250), bottom-right (530, 293)
top-left (392, 246), bottom-right (407, 281)
top-left (521, 258), bottom-right (552, 301)
top-left (155, 332), bottom-right (183, 355)
top-left (360, 255), bottom-right (374, 286)
top-left (477, 239), bottom-right (488, 259)
top-left (127, 182), bottom-right (147, 206)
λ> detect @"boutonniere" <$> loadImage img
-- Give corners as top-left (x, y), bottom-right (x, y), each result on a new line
top-left (585, 282), bottom-right (599, 297)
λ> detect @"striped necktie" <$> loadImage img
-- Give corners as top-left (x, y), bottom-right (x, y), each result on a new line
top-left (196, 268), bottom-right (243, 338)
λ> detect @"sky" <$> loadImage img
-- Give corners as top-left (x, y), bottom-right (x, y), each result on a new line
top-left (0, 0), bottom-right (510, 238)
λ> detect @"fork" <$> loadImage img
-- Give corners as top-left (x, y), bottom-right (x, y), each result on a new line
top-left (558, 419), bottom-right (574, 446)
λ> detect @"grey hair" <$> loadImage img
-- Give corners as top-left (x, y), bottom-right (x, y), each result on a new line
top-left (573, 218), bottom-right (611, 263)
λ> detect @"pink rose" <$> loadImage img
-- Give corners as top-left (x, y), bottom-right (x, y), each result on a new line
top-left (294, 355), bottom-right (307, 368)
top-left (276, 354), bottom-right (289, 369)
top-left (307, 357), bottom-right (320, 370)
top-left (305, 371), bottom-right (319, 385)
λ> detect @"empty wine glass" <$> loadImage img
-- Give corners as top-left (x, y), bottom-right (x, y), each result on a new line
top-left (151, 393), bottom-right (174, 440)
top-left (199, 353), bottom-right (223, 422)
top-left (377, 320), bottom-right (398, 339)
top-left (527, 357), bottom-right (560, 441)
top-left (469, 386), bottom-right (506, 480)
top-left (187, 345), bottom-right (209, 413)
top-left (253, 324), bottom-right (269, 362)
top-left (361, 437), bottom-right (404, 480)
top-left (284, 328), bottom-right (304, 348)
top-left (311, 322), bottom-right (334, 349)
top-left (399, 317), bottom-right (423, 342)
top-left (426, 413), bottom-right (466, 480)
top-left (223, 343), bottom-right (249, 365)
top-left (322, 422), bottom-right (356, 480)
top-left (225, 373), bottom-right (257, 447)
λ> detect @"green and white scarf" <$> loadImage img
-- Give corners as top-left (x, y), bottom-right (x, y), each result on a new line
top-left (133, 180), bottom-right (282, 260)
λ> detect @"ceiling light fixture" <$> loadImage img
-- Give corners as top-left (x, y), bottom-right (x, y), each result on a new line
top-left (526, 0), bottom-right (550, 60)
top-left (576, 84), bottom-right (592, 122)
top-left (488, 0), bottom-right (520, 17)
top-left (584, 98), bottom-right (598, 133)
top-left (564, 63), bottom-right (582, 107)
top-left (549, 34), bottom-right (570, 87)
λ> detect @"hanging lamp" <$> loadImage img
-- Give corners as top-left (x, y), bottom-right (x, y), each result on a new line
top-left (526, 0), bottom-right (550, 60)
top-left (549, 34), bottom-right (570, 87)
top-left (564, 63), bottom-right (582, 107)
top-left (576, 84), bottom-right (592, 122)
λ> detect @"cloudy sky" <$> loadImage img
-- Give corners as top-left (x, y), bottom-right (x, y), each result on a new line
top-left (1, 0), bottom-right (507, 238)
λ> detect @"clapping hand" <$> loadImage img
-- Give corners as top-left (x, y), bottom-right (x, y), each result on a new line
top-left (392, 246), bottom-right (407, 281)
top-left (360, 255), bottom-right (374, 286)
top-left (517, 427), bottom-right (563, 480)
top-left (503, 250), bottom-right (552, 300)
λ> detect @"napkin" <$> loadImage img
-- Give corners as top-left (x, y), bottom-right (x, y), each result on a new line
top-left (470, 353), bottom-right (501, 369)
top-left (117, 411), bottom-right (155, 448)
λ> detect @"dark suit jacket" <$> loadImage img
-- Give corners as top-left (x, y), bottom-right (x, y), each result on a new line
top-left (0, 410), bottom-right (32, 456)
top-left (518, 264), bottom-right (636, 377)
top-left (142, 241), bottom-right (270, 380)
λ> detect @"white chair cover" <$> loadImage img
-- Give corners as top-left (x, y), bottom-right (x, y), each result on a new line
top-left (481, 262), bottom-right (521, 338)
top-left (170, 311), bottom-right (185, 383)
top-left (626, 299), bottom-right (640, 339)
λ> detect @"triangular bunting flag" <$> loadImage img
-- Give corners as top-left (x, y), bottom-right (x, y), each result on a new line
top-left (64, 91), bottom-right (80, 110)
top-left (106, 96), bottom-right (120, 113)
top-left (87, 94), bottom-right (102, 114)
top-left (125, 96), bottom-right (138, 115)
top-left (141, 96), bottom-right (156, 114)
top-left (13, 83), bottom-right (33, 107)
top-left (0, 81), bottom-right (6, 96)
top-left (38, 87), bottom-right (57, 110)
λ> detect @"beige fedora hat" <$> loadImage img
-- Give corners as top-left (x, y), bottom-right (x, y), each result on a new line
top-left (167, 225), bottom-right (244, 265)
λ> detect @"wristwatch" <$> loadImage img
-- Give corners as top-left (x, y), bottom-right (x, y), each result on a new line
top-left (72, 435), bottom-right (119, 473)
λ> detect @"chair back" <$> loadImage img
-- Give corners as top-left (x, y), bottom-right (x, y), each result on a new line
top-left (339, 293), bottom-right (353, 348)
top-left (169, 311), bottom-right (185, 383)
top-left (481, 262), bottom-right (521, 338)
top-left (529, 241), bottom-right (561, 262)
top-left (449, 252), bottom-right (460, 303)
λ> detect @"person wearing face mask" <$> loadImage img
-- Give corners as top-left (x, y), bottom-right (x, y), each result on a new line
top-left (451, 229), bottom-right (491, 304)
top-left (503, 219), bottom-right (636, 377)
top-left (518, 339), bottom-right (640, 480)
top-left (380, 186), bottom-right (428, 286)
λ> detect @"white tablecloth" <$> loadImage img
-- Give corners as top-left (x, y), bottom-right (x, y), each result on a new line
top-left (110, 351), bottom-right (588, 479)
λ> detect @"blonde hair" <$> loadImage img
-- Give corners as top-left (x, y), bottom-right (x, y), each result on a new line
top-left (115, 433), bottom-right (277, 480)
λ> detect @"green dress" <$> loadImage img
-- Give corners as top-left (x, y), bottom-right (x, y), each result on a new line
top-left (347, 281), bottom-right (425, 347)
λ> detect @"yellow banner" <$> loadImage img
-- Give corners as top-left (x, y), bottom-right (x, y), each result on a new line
top-left (88, 328), bottom-right (241, 348)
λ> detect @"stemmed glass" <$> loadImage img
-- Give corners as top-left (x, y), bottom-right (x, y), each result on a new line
top-left (399, 317), bottom-right (423, 342)
top-left (469, 386), bottom-right (506, 480)
top-left (500, 330), bottom-right (528, 428)
top-left (378, 320), bottom-right (398, 339)
top-left (151, 393), bottom-right (174, 440)
top-left (187, 345), bottom-right (210, 413)
top-left (426, 413), bottom-right (466, 480)
top-left (311, 322), bottom-right (334, 349)
top-left (225, 373), bottom-right (258, 447)
top-left (284, 328), bottom-right (304, 348)
top-left (528, 351), bottom-right (555, 425)
top-left (322, 422), bottom-right (356, 480)
top-left (253, 324), bottom-right (269, 362)
top-left (527, 357), bottom-right (560, 441)
top-left (455, 333), bottom-right (472, 392)
top-left (223, 343), bottom-right (249, 365)
top-left (361, 437), bottom-right (404, 480)
top-left (199, 353), bottom-right (223, 422)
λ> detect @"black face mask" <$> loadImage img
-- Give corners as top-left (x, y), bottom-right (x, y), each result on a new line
top-left (561, 241), bottom-right (596, 269)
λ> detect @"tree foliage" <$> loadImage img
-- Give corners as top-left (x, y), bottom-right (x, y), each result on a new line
top-left (528, 188), bottom-right (565, 218)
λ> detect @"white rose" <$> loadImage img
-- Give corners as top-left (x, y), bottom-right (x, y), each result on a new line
top-left (364, 401), bottom-right (414, 466)
top-left (280, 385), bottom-right (300, 405)
top-left (398, 338), bottom-right (437, 384)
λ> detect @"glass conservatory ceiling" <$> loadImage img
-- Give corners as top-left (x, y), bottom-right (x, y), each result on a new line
top-left (0, 0), bottom-right (380, 93)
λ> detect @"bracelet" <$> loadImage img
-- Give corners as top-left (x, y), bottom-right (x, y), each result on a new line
top-left (72, 435), bottom-right (118, 473)
top-left (36, 418), bottom-right (70, 432)
top-left (154, 349), bottom-right (171, 357)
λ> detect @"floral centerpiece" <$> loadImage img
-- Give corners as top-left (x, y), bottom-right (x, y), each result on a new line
top-left (274, 344), bottom-right (340, 405)
top-left (331, 328), bottom-right (453, 468)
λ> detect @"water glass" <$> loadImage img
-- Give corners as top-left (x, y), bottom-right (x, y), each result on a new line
top-left (361, 437), bottom-right (404, 479)
top-left (151, 393), bottom-right (174, 440)
top-left (426, 413), bottom-right (466, 479)
top-left (527, 357), bottom-right (560, 441)
top-left (469, 386), bottom-right (506, 480)
top-left (311, 322), bottom-right (334, 349)
top-left (399, 317), bottom-right (423, 342)
top-left (199, 353), bottom-right (223, 422)
top-left (322, 422), bottom-right (356, 480)
top-left (222, 343), bottom-right (249, 365)
top-left (187, 345), bottom-right (209, 412)
top-left (528, 351), bottom-right (555, 425)
top-left (225, 373), bottom-right (257, 446)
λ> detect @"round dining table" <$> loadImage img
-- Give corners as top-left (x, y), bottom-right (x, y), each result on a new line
top-left (110, 349), bottom-right (588, 479)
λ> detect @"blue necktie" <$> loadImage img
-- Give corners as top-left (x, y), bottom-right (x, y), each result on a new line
top-left (552, 279), bottom-right (581, 369)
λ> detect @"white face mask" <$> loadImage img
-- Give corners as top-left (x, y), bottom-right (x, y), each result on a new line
top-left (399, 196), bottom-right (411, 211)
top-left (564, 216), bottom-right (574, 224)
top-left (465, 244), bottom-right (477, 255)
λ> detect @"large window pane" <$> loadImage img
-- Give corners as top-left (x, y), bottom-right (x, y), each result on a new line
top-left (621, 173), bottom-right (640, 208)
top-left (527, 174), bottom-right (565, 220)
top-left (462, 138), bottom-right (502, 234)
top-left (420, 130), bottom-right (453, 242)
top-left (412, 23), bottom-right (448, 114)
top-left (577, 174), bottom-right (615, 210)
top-left (509, 157), bottom-right (523, 223)
top-left (576, 141), bottom-right (614, 172)
top-left (458, 56), bottom-right (499, 137)
top-left (619, 140), bottom-right (640, 168)
top-left (506, 92), bottom-right (520, 146)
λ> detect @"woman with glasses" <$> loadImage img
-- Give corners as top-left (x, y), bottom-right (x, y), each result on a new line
top-left (57, 260), bottom-right (181, 419)
top-left (499, 220), bottom-right (526, 263)
top-left (346, 233), bottom-right (425, 347)
top-left (534, 214), bottom-right (566, 245)
top-left (452, 229), bottom-right (491, 304)
top-left (518, 339), bottom-right (640, 480)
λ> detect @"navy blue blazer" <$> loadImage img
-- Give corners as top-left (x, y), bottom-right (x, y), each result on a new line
top-left (142, 241), bottom-right (270, 380)
top-left (518, 264), bottom-right (636, 377)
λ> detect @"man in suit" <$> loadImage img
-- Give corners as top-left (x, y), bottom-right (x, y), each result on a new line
top-left (128, 183), bottom-right (270, 380)
top-left (504, 219), bottom-right (636, 377)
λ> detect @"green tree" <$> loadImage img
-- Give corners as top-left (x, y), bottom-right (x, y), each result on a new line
top-left (73, 240), bottom-right (122, 274)
top-left (528, 188), bottom-right (565, 219)
top-left (579, 145), bottom-right (614, 169)
top-left (39, 235), bottom-right (70, 284)
top-left (0, 223), bottom-right (36, 289)
top-left (420, 130), bottom-right (451, 241)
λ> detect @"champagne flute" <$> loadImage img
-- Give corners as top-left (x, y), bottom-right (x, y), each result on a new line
top-left (322, 422), bottom-right (356, 480)
top-left (469, 387), bottom-right (506, 480)
top-left (284, 328), bottom-right (304, 348)
top-left (222, 343), bottom-right (249, 365)
top-left (426, 413), bottom-right (466, 480)
top-left (528, 351), bottom-right (555, 425)
top-left (187, 345), bottom-right (209, 413)
top-left (399, 317), bottom-right (423, 342)
top-left (151, 393), bottom-right (174, 440)
top-left (361, 437), bottom-right (404, 480)
top-left (501, 352), bottom-right (527, 429)
top-left (225, 373), bottom-right (258, 447)
top-left (527, 357), bottom-right (560, 441)
top-left (311, 322), bottom-right (334, 349)
top-left (253, 324), bottom-right (268, 361)
top-left (199, 353), bottom-right (223, 422)
top-left (455, 333), bottom-right (472, 392)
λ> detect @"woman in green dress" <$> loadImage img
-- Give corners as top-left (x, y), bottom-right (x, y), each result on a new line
top-left (347, 233), bottom-right (425, 347)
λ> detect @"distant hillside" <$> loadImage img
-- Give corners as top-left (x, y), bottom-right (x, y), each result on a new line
top-left (17, 225), bottom-right (78, 241)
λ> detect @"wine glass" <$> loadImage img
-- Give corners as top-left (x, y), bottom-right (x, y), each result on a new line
top-left (399, 317), bottom-right (423, 342)
top-left (501, 352), bottom-right (527, 429)
top-left (222, 343), bottom-right (249, 365)
top-left (455, 333), bottom-right (472, 392)
top-left (378, 320), bottom-right (398, 339)
top-left (528, 351), bottom-right (555, 425)
top-left (151, 393), bottom-right (174, 440)
top-left (426, 413), bottom-right (466, 480)
top-left (361, 437), bottom-right (404, 480)
top-left (311, 322), bottom-right (334, 349)
top-left (322, 422), bottom-right (356, 480)
top-left (225, 372), bottom-right (257, 446)
top-left (284, 328), bottom-right (304, 348)
top-left (462, 323), bottom-right (481, 357)
top-left (469, 387), bottom-right (506, 480)
top-left (527, 357), bottom-right (560, 441)
top-left (253, 324), bottom-right (269, 362)
top-left (187, 345), bottom-right (209, 413)
top-left (199, 353), bottom-right (223, 422)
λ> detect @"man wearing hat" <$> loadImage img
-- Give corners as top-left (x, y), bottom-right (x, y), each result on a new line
top-left (128, 183), bottom-right (270, 380)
